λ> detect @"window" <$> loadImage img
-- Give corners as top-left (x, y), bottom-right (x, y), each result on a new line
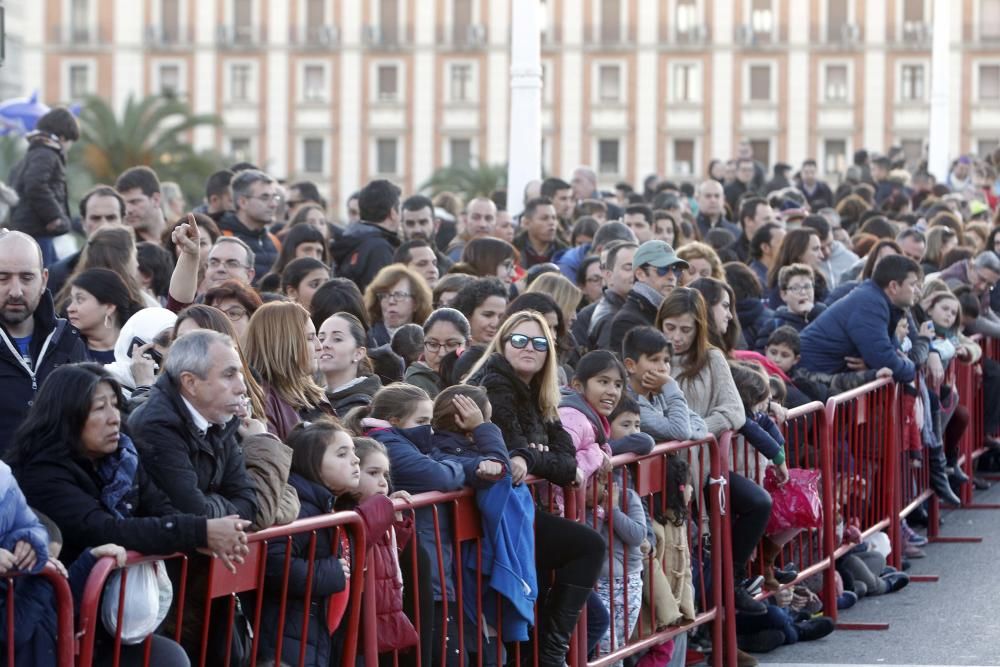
top-left (672, 63), bottom-right (700, 102)
top-left (901, 139), bottom-right (923, 169)
top-left (233, 0), bottom-right (252, 43)
top-left (68, 64), bottom-right (91, 99)
top-left (380, 0), bottom-right (399, 44)
top-left (303, 138), bottom-right (324, 173)
top-left (601, 0), bottom-right (621, 43)
top-left (377, 64), bottom-right (399, 101)
top-left (827, 0), bottom-right (848, 41)
top-left (824, 139), bottom-right (847, 175)
top-left (230, 63), bottom-right (253, 102)
top-left (158, 64), bottom-right (181, 95)
top-left (598, 64), bottom-right (621, 102)
top-left (229, 137), bottom-right (253, 162)
top-left (376, 138), bottom-right (398, 174)
top-left (597, 138), bottom-right (621, 174)
top-left (749, 139), bottom-right (771, 168)
top-left (751, 0), bottom-right (773, 41)
top-left (161, 0), bottom-right (180, 42)
top-left (541, 61), bottom-right (554, 105)
top-left (749, 64), bottom-right (772, 102)
top-left (453, 0), bottom-right (472, 44)
top-left (70, 0), bottom-right (90, 42)
top-left (901, 64), bottom-right (925, 101)
top-left (903, 0), bottom-right (924, 23)
top-left (450, 138), bottom-right (472, 167)
top-left (676, 0), bottom-right (698, 38)
top-left (303, 64), bottom-right (326, 102)
top-left (979, 64), bottom-right (1000, 101)
top-left (305, 0), bottom-right (327, 43)
top-left (673, 139), bottom-right (695, 176)
top-left (984, 0), bottom-right (1000, 40)
top-left (825, 64), bottom-right (848, 102)
top-left (978, 139), bottom-right (1000, 157)
top-left (449, 63), bottom-right (473, 102)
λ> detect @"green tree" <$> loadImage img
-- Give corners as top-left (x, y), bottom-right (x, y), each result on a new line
top-left (74, 94), bottom-right (223, 207)
top-left (420, 162), bottom-right (508, 201)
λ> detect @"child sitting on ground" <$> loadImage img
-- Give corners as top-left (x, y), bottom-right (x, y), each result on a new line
top-left (621, 327), bottom-right (707, 443)
top-left (764, 326), bottom-right (892, 403)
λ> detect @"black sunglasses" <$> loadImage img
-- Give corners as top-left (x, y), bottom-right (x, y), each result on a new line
top-left (507, 333), bottom-right (549, 352)
top-left (647, 264), bottom-right (686, 278)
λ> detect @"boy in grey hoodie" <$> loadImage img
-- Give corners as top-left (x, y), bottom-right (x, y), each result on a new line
top-left (621, 327), bottom-right (708, 442)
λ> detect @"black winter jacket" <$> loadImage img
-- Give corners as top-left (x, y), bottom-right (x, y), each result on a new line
top-left (753, 303), bottom-right (827, 352)
top-left (466, 353), bottom-right (577, 485)
top-left (128, 373), bottom-right (258, 521)
top-left (215, 210), bottom-right (280, 281)
top-left (602, 288), bottom-right (658, 353)
top-left (331, 221), bottom-right (401, 292)
top-left (0, 290), bottom-right (87, 457)
top-left (7, 138), bottom-right (70, 237)
top-left (325, 373), bottom-right (382, 418)
top-left (12, 435), bottom-right (206, 564)
top-left (736, 297), bottom-right (773, 351)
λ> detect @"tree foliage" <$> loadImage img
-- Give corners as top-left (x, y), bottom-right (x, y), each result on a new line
top-left (419, 162), bottom-right (508, 201)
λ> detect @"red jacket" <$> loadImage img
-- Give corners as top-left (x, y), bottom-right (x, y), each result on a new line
top-left (369, 513), bottom-right (419, 652)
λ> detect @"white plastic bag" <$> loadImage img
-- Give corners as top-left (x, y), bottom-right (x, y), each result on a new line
top-left (101, 560), bottom-right (173, 644)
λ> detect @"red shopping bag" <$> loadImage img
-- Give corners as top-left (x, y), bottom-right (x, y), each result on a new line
top-left (764, 467), bottom-right (822, 534)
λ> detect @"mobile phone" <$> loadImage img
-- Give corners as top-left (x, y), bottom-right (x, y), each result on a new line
top-left (127, 336), bottom-right (163, 366)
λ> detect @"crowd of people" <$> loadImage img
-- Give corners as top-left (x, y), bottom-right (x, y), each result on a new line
top-left (2, 107), bottom-right (1000, 667)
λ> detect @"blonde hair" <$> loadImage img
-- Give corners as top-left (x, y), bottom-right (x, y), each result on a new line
top-left (525, 272), bottom-right (582, 327)
top-left (363, 264), bottom-right (433, 327)
top-left (463, 310), bottom-right (562, 421)
top-left (677, 241), bottom-right (724, 280)
top-left (244, 301), bottom-right (326, 410)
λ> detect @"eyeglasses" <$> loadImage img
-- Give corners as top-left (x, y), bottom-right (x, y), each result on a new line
top-left (424, 339), bottom-right (464, 353)
top-left (220, 306), bottom-right (248, 321)
top-left (647, 264), bottom-right (685, 278)
top-left (208, 258), bottom-right (249, 271)
top-left (501, 259), bottom-right (516, 271)
top-left (783, 283), bottom-right (814, 293)
top-left (250, 194), bottom-right (282, 204)
top-left (376, 291), bottom-right (413, 303)
top-left (506, 333), bottom-right (549, 352)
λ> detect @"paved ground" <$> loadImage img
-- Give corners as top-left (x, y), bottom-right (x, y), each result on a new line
top-left (758, 478), bottom-right (1000, 666)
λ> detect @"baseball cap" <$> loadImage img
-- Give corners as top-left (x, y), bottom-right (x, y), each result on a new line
top-left (633, 240), bottom-right (688, 270)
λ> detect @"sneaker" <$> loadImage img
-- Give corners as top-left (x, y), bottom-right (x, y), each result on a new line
top-left (882, 571), bottom-right (910, 593)
top-left (904, 543), bottom-right (926, 559)
top-left (901, 522), bottom-right (928, 547)
top-left (795, 617), bottom-right (835, 641)
top-left (837, 590), bottom-right (858, 610)
top-left (774, 564), bottom-right (799, 585)
top-left (734, 586), bottom-right (768, 616)
top-left (742, 575), bottom-right (765, 596)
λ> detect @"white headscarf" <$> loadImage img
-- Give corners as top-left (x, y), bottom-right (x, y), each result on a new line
top-left (105, 307), bottom-right (178, 389)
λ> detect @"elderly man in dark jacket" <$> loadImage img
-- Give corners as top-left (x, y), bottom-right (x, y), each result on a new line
top-left (0, 230), bottom-right (87, 457)
top-left (128, 329), bottom-right (257, 521)
top-left (799, 255), bottom-right (922, 383)
top-left (602, 241), bottom-right (688, 354)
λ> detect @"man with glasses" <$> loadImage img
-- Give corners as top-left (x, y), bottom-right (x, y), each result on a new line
top-left (604, 240), bottom-right (689, 355)
top-left (215, 169), bottom-right (281, 281)
top-left (203, 237), bottom-right (256, 291)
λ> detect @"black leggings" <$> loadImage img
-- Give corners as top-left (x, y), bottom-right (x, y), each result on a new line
top-left (726, 472), bottom-right (772, 575)
top-left (534, 510), bottom-right (606, 588)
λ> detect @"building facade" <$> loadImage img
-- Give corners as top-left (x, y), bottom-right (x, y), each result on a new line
top-left (19, 0), bottom-right (1000, 209)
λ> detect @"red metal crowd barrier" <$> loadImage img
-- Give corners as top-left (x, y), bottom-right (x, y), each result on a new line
top-left (76, 511), bottom-right (369, 667)
top-left (1, 562), bottom-right (75, 667)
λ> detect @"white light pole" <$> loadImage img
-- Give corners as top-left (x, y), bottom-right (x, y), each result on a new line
top-left (506, 0), bottom-right (542, 218)
top-left (927, 0), bottom-right (951, 182)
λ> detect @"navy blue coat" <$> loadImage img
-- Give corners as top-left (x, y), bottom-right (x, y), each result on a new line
top-left (753, 303), bottom-right (827, 352)
top-left (799, 280), bottom-right (915, 382)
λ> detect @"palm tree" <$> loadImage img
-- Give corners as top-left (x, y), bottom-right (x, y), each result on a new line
top-left (75, 94), bottom-right (223, 206)
top-left (420, 162), bottom-right (507, 201)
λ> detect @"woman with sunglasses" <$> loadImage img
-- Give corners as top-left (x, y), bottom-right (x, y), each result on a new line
top-left (465, 310), bottom-right (606, 667)
top-left (655, 288), bottom-right (774, 618)
top-left (404, 308), bottom-right (471, 398)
